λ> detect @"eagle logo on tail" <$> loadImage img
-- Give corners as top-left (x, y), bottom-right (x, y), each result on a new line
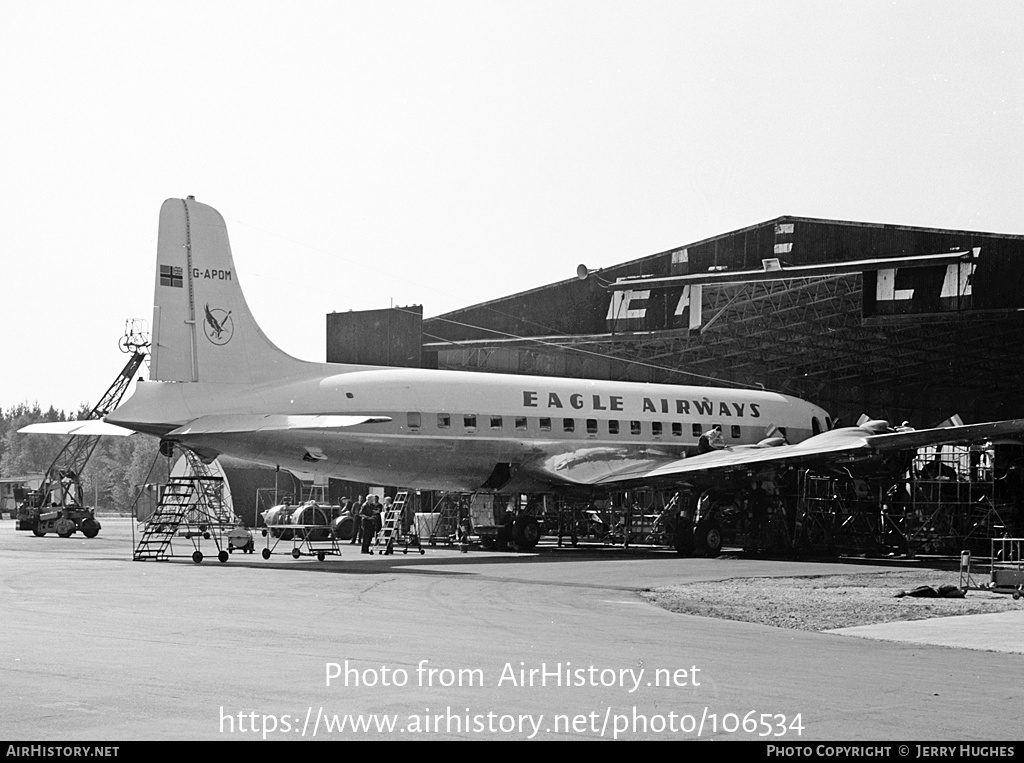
top-left (203, 304), bottom-right (234, 345)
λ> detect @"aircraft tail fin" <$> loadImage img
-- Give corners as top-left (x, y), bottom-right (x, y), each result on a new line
top-left (150, 197), bottom-right (316, 384)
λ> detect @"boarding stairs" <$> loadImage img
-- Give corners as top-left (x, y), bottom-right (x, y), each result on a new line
top-left (133, 449), bottom-right (233, 562)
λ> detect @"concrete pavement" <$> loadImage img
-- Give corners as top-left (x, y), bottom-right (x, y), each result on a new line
top-left (1, 518), bottom-right (1020, 741)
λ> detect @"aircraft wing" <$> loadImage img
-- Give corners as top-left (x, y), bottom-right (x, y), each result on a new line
top-left (166, 413), bottom-right (392, 437)
top-left (19, 420), bottom-right (136, 436)
top-left (860, 418), bottom-right (1024, 452)
top-left (589, 417), bottom-right (1024, 486)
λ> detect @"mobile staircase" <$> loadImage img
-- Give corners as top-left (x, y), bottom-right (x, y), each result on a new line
top-left (133, 449), bottom-right (235, 563)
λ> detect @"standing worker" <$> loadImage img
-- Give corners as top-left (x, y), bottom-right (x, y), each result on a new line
top-left (350, 495), bottom-right (364, 545)
top-left (359, 498), bottom-right (376, 555)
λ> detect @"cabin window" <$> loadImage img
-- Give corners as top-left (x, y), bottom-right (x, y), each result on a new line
top-left (691, 424), bottom-right (702, 437)
top-left (515, 416), bottom-right (527, 430)
top-left (464, 415), bottom-right (477, 429)
top-left (563, 418), bottom-right (575, 433)
top-left (437, 414), bottom-right (451, 429)
top-left (812, 417), bottom-right (822, 435)
top-left (490, 416), bottom-right (503, 429)
top-left (539, 418), bottom-right (551, 431)
top-left (672, 422), bottom-right (682, 437)
top-left (586, 419), bottom-right (598, 434)
top-left (652, 421), bottom-right (663, 436)
top-left (731, 425), bottom-right (741, 439)
top-left (630, 420), bottom-right (641, 435)
top-left (609, 420), bottom-right (620, 435)
top-left (407, 412), bottom-right (421, 429)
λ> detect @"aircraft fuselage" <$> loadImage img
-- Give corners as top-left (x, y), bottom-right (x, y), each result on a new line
top-left (110, 365), bottom-right (829, 493)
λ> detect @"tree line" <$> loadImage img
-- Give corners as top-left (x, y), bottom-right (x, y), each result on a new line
top-left (0, 403), bottom-right (168, 515)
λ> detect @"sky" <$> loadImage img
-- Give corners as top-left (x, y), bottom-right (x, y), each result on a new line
top-left (1, 1), bottom-right (1022, 413)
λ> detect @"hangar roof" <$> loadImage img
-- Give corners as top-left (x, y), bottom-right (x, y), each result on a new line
top-left (423, 216), bottom-right (1024, 426)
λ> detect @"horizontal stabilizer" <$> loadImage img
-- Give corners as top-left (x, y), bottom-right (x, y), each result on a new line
top-left (19, 420), bottom-right (136, 436)
top-left (167, 414), bottom-right (392, 437)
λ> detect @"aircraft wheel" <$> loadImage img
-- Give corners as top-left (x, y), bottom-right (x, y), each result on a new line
top-left (32, 528), bottom-right (46, 537)
top-left (192, 551), bottom-right (203, 564)
top-left (218, 550), bottom-right (229, 563)
top-left (262, 548), bottom-right (271, 560)
top-left (512, 517), bottom-right (541, 551)
top-left (480, 536), bottom-right (496, 551)
top-left (80, 518), bottom-right (100, 538)
top-left (694, 520), bottom-right (723, 558)
top-left (317, 551), bottom-right (326, 562)
top-left (419, 548), bottom-right (425, 555)
top-left (291, 548), bottom-right (301, 559)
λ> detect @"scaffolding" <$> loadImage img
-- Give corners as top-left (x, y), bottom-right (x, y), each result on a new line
top-left (790, 445), bottom-right (1018, 557)
top-left (796, 473), bottom-right (882, 556)
top-left (550, 492), bottom-right (680, 548)
top-left (886, 447), bottom-right (1011, 555)
top-left (423, 493), bottom-right (462, 545)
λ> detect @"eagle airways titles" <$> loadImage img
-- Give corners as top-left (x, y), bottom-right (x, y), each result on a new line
top-left (23, 197), bottom-right (1024, 552)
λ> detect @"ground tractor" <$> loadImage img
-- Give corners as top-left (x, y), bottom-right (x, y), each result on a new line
top-left (16, 480), bottom-right (102, 538)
